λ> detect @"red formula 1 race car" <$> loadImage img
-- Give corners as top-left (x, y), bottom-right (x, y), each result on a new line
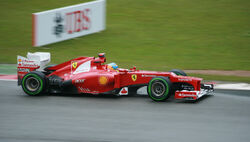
top-left (17, 52), bottom-right (214, 101)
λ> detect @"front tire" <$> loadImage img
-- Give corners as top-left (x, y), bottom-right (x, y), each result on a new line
top-left (21, 71), bottom-right (47, 96)
top-left (147, 77), bottom-right (172, 101)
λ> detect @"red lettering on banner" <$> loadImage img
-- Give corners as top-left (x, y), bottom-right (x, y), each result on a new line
top-left (66, 12), bottom-right (73, 34)
top-left (82, 9), bottom-right (90, 30)
top-left (66, 9), bottom-right (91, 34)
top-left (74, 11), bottom-right (81, 32)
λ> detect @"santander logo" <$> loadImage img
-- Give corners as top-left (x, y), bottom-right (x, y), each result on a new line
top-left (119, 87), bottom-right (128, 95)
top-left (121, 88), bottom-right (128, 94)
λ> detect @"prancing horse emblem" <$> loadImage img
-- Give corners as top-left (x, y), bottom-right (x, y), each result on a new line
top-left (72, 62), bottom-right (77, 69)
top-left (131, 74), bottom-right (137, 81)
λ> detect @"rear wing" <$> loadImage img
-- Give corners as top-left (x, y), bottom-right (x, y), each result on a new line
top-left (17, 52), bottom-right (50, 85)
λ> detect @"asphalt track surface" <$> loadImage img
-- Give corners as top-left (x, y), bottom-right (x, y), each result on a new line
top-left (0, 81), bottom-right (250, 142)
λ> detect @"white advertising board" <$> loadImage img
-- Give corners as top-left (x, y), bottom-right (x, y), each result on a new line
top-left (32, 0), bottom-right (106, 47)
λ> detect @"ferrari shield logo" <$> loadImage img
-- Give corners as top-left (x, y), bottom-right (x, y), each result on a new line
top-left (72, 62), bottom-right (77, 69)
top-left (131, 74), bottom-right (137, 81)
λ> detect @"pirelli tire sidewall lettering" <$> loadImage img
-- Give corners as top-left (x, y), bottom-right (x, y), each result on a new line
top-left (147, 77), bottom-right (173, 101)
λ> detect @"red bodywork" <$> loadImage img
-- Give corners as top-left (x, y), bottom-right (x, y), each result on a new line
top-left (18, 53), bottom-right (212, 100)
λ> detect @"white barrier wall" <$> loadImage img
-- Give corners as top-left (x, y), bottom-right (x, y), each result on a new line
top-left (32, 0), bottom-right (106, 47)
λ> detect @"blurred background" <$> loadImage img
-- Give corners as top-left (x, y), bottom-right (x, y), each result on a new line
top-left (0, 0), bottom-right (250, 82)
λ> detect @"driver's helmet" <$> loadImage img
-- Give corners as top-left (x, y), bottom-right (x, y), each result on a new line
top-left (107, 62), bottom-right (118, 70)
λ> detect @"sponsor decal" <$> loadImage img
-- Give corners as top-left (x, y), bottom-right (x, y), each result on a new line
top-left (18, 59), bottom-right (39, 68)
top-left (99, 76), bottom-right (108, 85)
top-left (119, 87), bottom-right (128, 95)
top-left (75, 79), bottom-right (85, 84)
top-left (178, 94), bottom-right (196, 97)
top-left (141, 74), bottom-right (156, 77)
top-left (18, 68), bottom-right (30, 72)
top-left (131, 74), bottom-right (137, 81)
top-left (78, 87), bottom-right (90, 92)
top-left (72, 62), bottom-right (77, 69)
top-left (178, 78), bottom-right (192, 81)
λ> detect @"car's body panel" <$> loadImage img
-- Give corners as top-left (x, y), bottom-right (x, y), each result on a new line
top-left (17, 52), bottom-right (213, 100)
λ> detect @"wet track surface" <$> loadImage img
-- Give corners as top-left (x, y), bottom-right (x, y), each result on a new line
top-left (0, 81), bottom-right (250, 142)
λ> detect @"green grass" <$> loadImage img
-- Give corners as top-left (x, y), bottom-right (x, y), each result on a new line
top-left (0, 0), bottom-right (250, 72)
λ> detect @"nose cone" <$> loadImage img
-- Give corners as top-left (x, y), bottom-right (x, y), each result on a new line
top-left (176, 75), bottom-right (203, 82)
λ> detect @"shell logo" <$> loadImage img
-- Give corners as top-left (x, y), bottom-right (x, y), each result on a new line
top-left (99, 76), bottom-right (108, 85)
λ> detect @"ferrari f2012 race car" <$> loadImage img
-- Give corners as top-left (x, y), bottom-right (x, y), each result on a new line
top-left (17, 52), bottom-right (214, 101)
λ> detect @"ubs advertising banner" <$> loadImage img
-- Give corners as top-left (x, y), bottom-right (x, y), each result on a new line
top-left (32, 0), bottom-right (106, 47)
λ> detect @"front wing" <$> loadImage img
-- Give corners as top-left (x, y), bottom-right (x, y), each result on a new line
top-left (175, 84), bottom-right (214, 100)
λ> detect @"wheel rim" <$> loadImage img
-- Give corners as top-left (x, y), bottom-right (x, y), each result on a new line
top-left (25, 77), bottom-right (40, 92)
top-left (152, 81), bottom-right (165, 97)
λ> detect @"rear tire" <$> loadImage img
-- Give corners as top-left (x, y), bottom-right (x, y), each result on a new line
top-left (21, 71), bottom-right (47, 96)
top-left (147, 77), bottom-right (172, 101)
top-left (169, 69), bottom-right (187, 76)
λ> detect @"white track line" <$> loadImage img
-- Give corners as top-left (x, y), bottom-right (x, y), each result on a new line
top-left (0, 79), bottom-right (17, 81)
top-left (214, 83), bottom-right (250, 90)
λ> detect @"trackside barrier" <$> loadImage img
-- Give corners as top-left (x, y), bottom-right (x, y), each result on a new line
top-left (32, 0), bottom-right (106, 46)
